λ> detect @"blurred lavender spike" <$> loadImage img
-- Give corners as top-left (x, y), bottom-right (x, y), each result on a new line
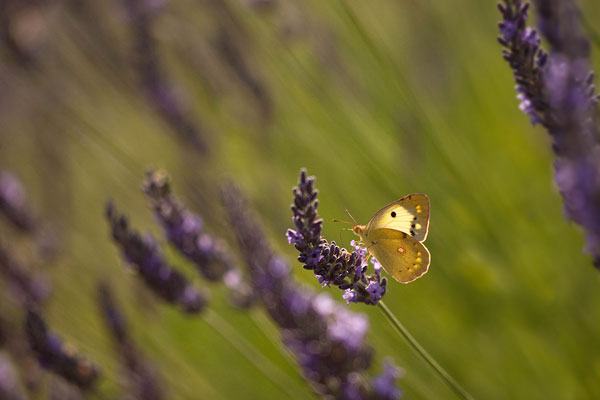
top-left (287, 169), bottom-right (386, 305)
top-left (143, 170), bottom-right (234, 280)
top-left (0, 353), bottom-right (27, 400)
top-left (0, 172), bottom-right (36, 233)
top-left (214, 26), bottom-right (274, 121)
top-left (498, 1), bottom-right (600, 267)
top-left (98, 283), bottom-right (166, 400)
top-left (0, 242), bottom-right (51, 305)
top-left (105, 200), bottom-right (207, 313)
top-left (143, 170), bottom-right (255, 307)
top-left (25, 309), bottom-right (99, 390)
top-left (372, 360), bottom-right (404, 400)
top-left (123, 0), bottom-right (210, 152)
top-left (222, 182), bottom-right (402, 399)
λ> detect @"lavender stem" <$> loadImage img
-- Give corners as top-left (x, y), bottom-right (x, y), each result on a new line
top-left (377, 301), bottom-right (474, 400)
top-left (202, 309), bottom-right (307, 400)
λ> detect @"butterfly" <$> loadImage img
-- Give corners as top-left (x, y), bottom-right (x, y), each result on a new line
top-left (336, 194), bottom-right (431, 283)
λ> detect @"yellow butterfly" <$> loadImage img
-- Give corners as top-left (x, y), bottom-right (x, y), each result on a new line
top-left (338, 194), bottom-right (431, 283)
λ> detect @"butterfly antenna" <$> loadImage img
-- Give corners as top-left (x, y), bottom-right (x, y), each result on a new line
top-left (332, 218), bottom-right (353, 226)
top-left (345, 209), bottom-right (358, 225)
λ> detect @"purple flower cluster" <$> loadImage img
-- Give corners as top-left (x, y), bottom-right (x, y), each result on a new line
top-left (498, 0), bottom-right (600, 267)
top-left (105, 201), bottom-right (207, 313)
top-left (287, 170), bottom-right (387, 305)
top-left (25, 309), bottom-right (99, 390)
top-left (0, 172), bottom-right (36, 233)
top-left (123, 0), bottom-right (209, 152)
top-left (98, 283), bottom-right (165, 400)
top-left (143, 170), bottom-right (254, 307)
top-left (222, 182), bottom-right (402, 399)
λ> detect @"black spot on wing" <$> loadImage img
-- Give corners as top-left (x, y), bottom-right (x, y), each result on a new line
top-left (391, 211), bottom-right (396, 218)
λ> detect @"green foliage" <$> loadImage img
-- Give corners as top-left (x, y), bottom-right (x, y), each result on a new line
top-left (1, 0), bottom-right (600, 398)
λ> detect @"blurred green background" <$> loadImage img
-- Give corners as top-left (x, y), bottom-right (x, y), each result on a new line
top-left (1, 0), bottom-right (600, 399)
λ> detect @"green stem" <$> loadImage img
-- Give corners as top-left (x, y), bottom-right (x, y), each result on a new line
top-left (377, 301), bottom-right (474, 400)
top-left (204, 309), bottom-right (307, 400)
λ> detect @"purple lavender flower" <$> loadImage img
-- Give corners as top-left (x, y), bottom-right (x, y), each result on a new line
top-left (288, 170), bottom-right (387, 305)
top-left (0, 172), bottom-right (36, 233)
top-left (25, 309), bottom-right (99, 390)
top-left (286, 229), bottom-right (303, 244)
top-left (98, 283), bottom-right (166, 400)
top-left (105, 201), bottom-right (207, 313)
top-left (143, 170), bottom-right (254, 307)
top-left (222, 182), bottom-right (402, 398)
top-left (372, 360), bottom-right (404, 400)
top-left (122, 0), bottom-right (209, 152)
top-left (499, 0), bottom-right (600, 267)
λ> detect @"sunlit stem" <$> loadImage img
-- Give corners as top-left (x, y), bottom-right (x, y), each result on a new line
top-left (377, 301), bottom-right (475, 400)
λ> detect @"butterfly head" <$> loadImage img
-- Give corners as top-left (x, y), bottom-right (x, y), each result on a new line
top-left (351, 224), bottom-right (367, 239)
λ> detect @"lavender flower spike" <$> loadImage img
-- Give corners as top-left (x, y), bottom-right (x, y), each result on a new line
top-left (143, 170), bottom-right (254, 307)
top-left (499, 1), bottom-right (600, 267)
top-left (25, 309), bottom-right (99, 390)
top-left (497, 1), bottom-right (549, 127)
top-left (222, 182), bottom-right (402, 399)
top-left (143, 170), bottom-right (235, 281)
top-left (105, 201), bottom-right (207, 313)
top-left (123, 0), bottom-right (209, 152)
top-left (98, 283), bottom-right (166, 400)
top-left (288, 169), bottom-right (387, 305)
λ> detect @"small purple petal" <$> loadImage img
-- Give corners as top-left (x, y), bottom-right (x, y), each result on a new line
top-left (286, 229), bottom-right (303, 244)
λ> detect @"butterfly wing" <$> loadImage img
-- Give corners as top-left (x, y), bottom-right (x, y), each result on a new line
top-left (366, 228), bottom-right (430, 283)
top-left (365, 194), bottom-right (430, 242)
